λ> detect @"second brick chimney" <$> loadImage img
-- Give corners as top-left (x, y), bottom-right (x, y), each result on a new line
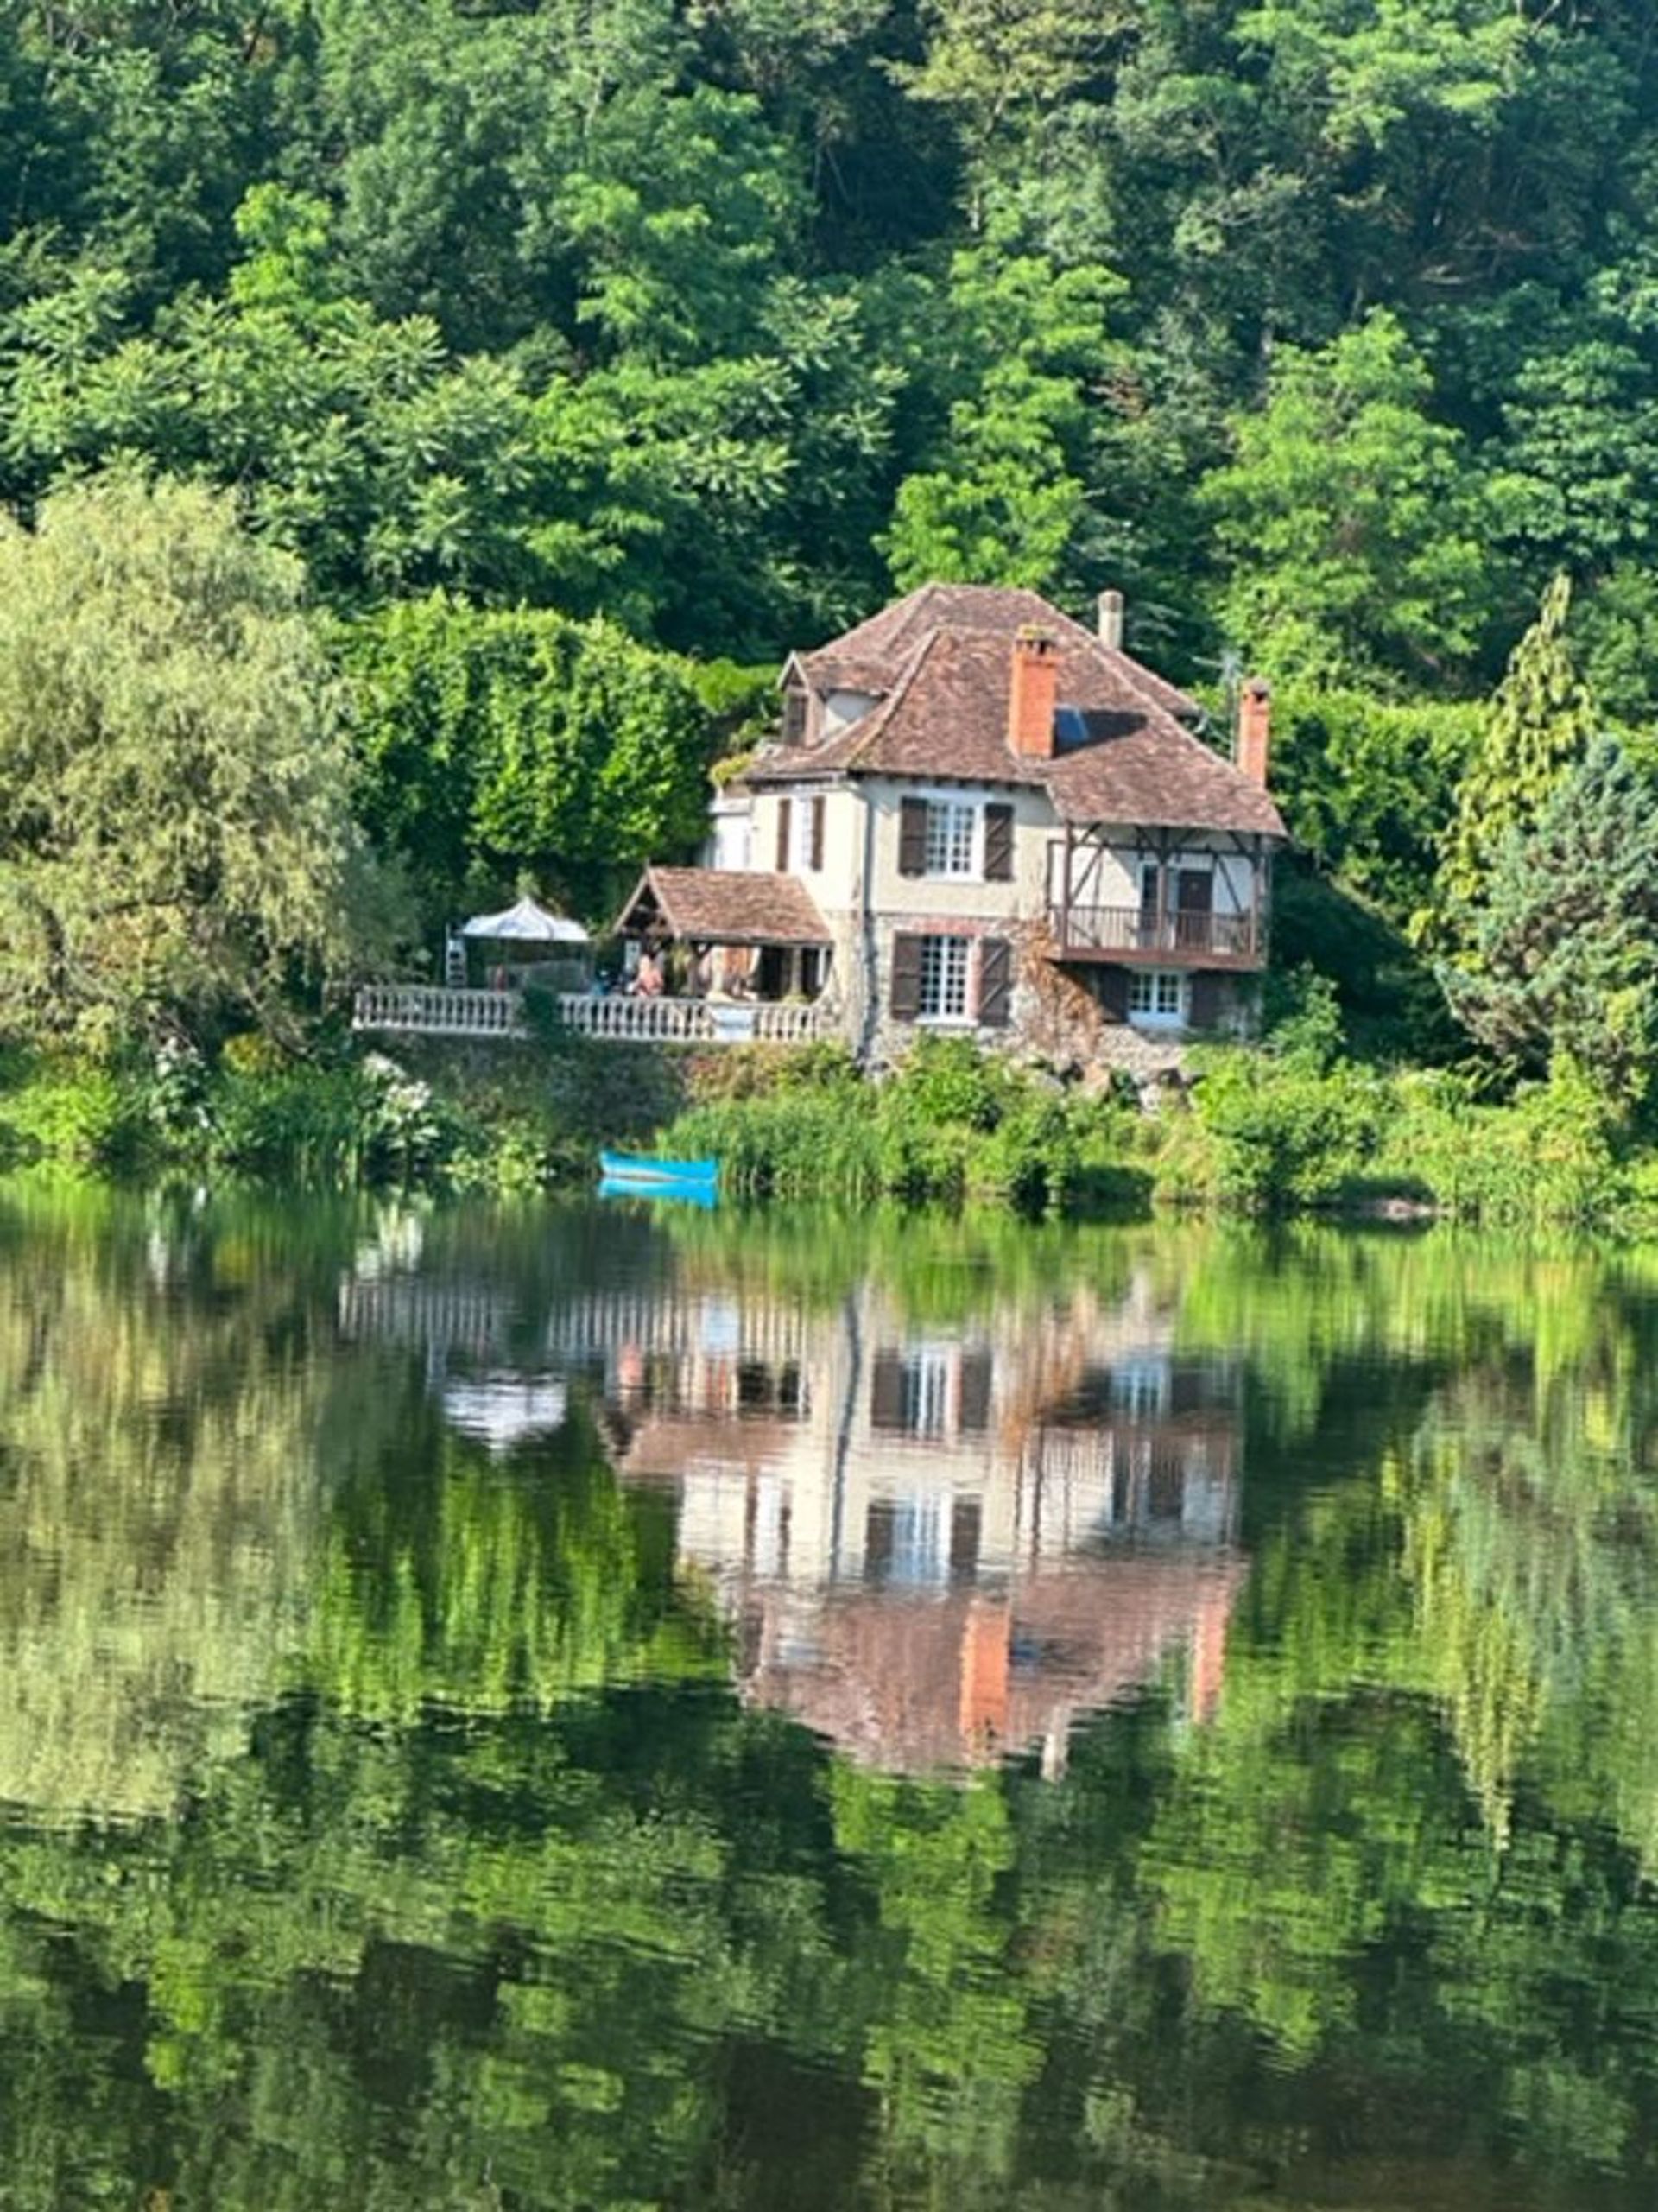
top-left (1236, 677), bottom-right (1271, 786)
top-left (1008, 627), bottom-right (1060, 758)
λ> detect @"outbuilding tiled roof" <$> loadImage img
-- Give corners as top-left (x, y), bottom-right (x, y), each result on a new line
top-left (617, 867), bottom-right (831, 946)
top-left (753, 586), bottom-right (1285, 840)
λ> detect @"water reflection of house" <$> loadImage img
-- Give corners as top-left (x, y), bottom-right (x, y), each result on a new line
top-left (611, 1271), bottom-right (1244, 1773)
top-left (339, 1231), bottom-right (1246, 1773)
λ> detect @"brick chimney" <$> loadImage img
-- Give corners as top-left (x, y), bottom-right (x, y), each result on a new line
top-left (1236, 676), bottom-right (1271, 786)
top-left (1097, 588), bottom-right (1124, 650)
top-left (1008, 626), bottom-right (1060, 758)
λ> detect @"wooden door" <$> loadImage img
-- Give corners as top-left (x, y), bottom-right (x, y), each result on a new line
top-left (1174, 868), bottom-right (1212, 951)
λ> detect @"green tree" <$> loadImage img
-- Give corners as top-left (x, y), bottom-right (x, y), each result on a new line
top-left (0, 472), bottom-right (369, 1054)
top-left (1433, 572), bottom-right (1599, 924)
top-left (880, 250), bottom-right (1123, 596)
top-left (1439, 738), bottom-right (1658, 1100)
top-left (344, 594), bottom-right (716, 927)
top-left (1204, 311), bottom-right (1496, 684)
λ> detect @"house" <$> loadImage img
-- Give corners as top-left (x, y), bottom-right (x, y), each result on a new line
top-left (617, 583), bottom-right (1286, 1072)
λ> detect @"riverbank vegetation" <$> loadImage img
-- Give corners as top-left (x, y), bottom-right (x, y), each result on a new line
top-left (7, 5), bottom-right (1658, 1219)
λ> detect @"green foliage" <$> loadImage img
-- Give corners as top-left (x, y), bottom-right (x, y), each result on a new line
top-left (1182, 1049), bottom-right (1383, 1210)
top-left (8, 1), bottom-right (1658, 1111)
top-left (1433, 574), bottom-right (1600, 927)
top-left (1206, 314), bottom-right (1497, 685)
top-left (667, 1034), bottom-right (1139, 1213)
top-left (1269, 864), bottom-right (1462, 1066)
top-left (1440, 739), bottom-right (1658, 1100)
top-left (1370, 1061), bottom-right (1626, 1227)
top-left (0, 1059), bottom-right (152, 1169)
top-left (342, 594), bottom-right (716, 927)
top-left (1264, 683), bottom-right (1482, 926)
top-left (0, 473), bottom-right (372, 1056)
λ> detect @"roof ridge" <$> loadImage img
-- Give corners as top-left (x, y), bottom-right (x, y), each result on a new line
top-left (841, 628), bottom-right (944, 770)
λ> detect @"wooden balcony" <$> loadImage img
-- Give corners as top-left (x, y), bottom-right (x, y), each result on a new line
top-left (1047, 905), bottom-right (1263, 968)
top-left (351, 985), bottom-right (833, 1046)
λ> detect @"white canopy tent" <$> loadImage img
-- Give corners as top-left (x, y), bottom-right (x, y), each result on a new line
top-left (459, 896), bottom-right (590, 945)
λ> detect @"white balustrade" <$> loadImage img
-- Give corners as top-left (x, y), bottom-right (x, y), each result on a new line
top-left (351, 985), bottom-right (527, 1038)
top-left (351, 984), bottom-right (832, 1047)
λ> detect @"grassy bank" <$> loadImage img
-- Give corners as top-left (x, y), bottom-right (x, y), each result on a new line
top-left (0, 1027), bottom-right (1650, 1234)
top-left (0, 1032), bottom-right (686, 1195)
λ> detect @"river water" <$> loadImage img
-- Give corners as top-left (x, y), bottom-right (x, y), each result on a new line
top-left (1, 1184), bottom-right (1655, 2209)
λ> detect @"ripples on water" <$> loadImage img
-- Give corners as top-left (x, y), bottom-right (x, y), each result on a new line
top-left (0, 1187), bottom-right (1655, 2209)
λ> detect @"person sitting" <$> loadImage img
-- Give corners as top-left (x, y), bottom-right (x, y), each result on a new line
top-left (633, 950), bottom-right (665, 998)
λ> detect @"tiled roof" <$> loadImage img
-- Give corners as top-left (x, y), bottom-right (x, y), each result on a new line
top-left (617, 867), bottom-right (831, 946)
top-left (1046, 721), bottom-right (1285, 836)
top-left (791, 652), bottom-right (892, 697)
top-left (797, 583), bottom-right (1202, 721)
top-left (751, 586), bottom-right (1286, 839)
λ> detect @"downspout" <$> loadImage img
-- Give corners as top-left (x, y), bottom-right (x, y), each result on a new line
top-left (854, 777), bottom-right (880, 1064)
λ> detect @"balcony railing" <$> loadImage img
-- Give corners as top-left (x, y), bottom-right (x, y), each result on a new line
top-left (1047, 905), bottom-right (1261, 963)
top-left (351, 985), bottom-right (832, 1046)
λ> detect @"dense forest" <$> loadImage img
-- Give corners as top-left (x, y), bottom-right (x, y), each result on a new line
top-left (7, 0), bottom-right (1658, 685)
top-left (4, 0), bottom-right (1658, 1147)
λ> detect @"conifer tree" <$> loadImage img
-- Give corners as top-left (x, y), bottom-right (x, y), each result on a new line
top-left (1435, 574), bottom-right (1598, 927)
top-left (1439, 737), bottom-right (1658, 1102)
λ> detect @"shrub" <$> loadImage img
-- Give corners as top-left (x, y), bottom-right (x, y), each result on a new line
top-left (1185, 1049), bottom-right (1383, 1209)
top-left (0, 1062), bottom-right (154, 1168)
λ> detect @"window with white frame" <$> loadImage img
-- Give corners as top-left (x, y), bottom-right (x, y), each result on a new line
top-left (788, 793), bottom-right (821, 871)
top-left (1128, 969), bottom-right (1186, 1025)
top-left (923, 797), bottom-right (978, 878)
top-left (920, 935), bottom-right (971, 1020)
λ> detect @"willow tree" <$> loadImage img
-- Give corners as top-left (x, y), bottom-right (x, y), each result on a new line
top-left (0, 472), bottom-right (368, 1052)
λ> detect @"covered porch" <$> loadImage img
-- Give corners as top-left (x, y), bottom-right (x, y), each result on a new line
top-left (613, 865), bottom-right (837, 1025)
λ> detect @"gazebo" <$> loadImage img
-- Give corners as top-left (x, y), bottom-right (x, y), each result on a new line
top-left (454, 895), bottom-right (592, 992)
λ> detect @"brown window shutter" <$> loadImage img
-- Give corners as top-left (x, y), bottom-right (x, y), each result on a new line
top-left (984, 802), bottom-right (1014, 882)
top-left (809, 795), bottom-right (826, 871)
top-left (898, 796), bottom-right (927, 877)
top-left (890, 932), bottom-right (923, 1018)
top-left (783, 684), bottom-right (807, 744)
top-left (978, 937), bottom-right (1013, 1027)
top-left (775, 796), bottom-right (792, 872)
top-left (950, 1497), bottom-right (982, 1577)
top-left (1097, 967), bottom-right (1130, 1022)
top-left (1188, 973), bottom-right (1225, 1031)
top-left (958, 1350), bottom-right (992, 1432)
top-left (870, 1351), bottom-right (906, 1429)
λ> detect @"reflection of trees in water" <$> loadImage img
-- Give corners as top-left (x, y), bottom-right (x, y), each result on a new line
top-left (0, 1187), bottom-right (358, 1821)
top-left (4, 1196), bottom-right (1658, 2204)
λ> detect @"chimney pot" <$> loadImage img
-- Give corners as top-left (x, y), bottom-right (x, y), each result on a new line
top-left (1236, 677), bottom-right (1271, 788)
top-left (1008, 628), bottom-right (1060, 760)
top-left (1098, 589), bottom-right (1125, 651)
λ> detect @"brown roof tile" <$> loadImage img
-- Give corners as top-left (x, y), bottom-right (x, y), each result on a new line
top-left (754, 588), bottom-right (1286, 838)
top-left (1046, 722), bottom-right (1286, 837)
top-left (617, 867), bottom-right (831, 947)
top-left (798, 583), bottom-right (1202, 720)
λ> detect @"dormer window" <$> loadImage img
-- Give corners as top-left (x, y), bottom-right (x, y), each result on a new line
top-left (782, 682), bottom-right (808, 745)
